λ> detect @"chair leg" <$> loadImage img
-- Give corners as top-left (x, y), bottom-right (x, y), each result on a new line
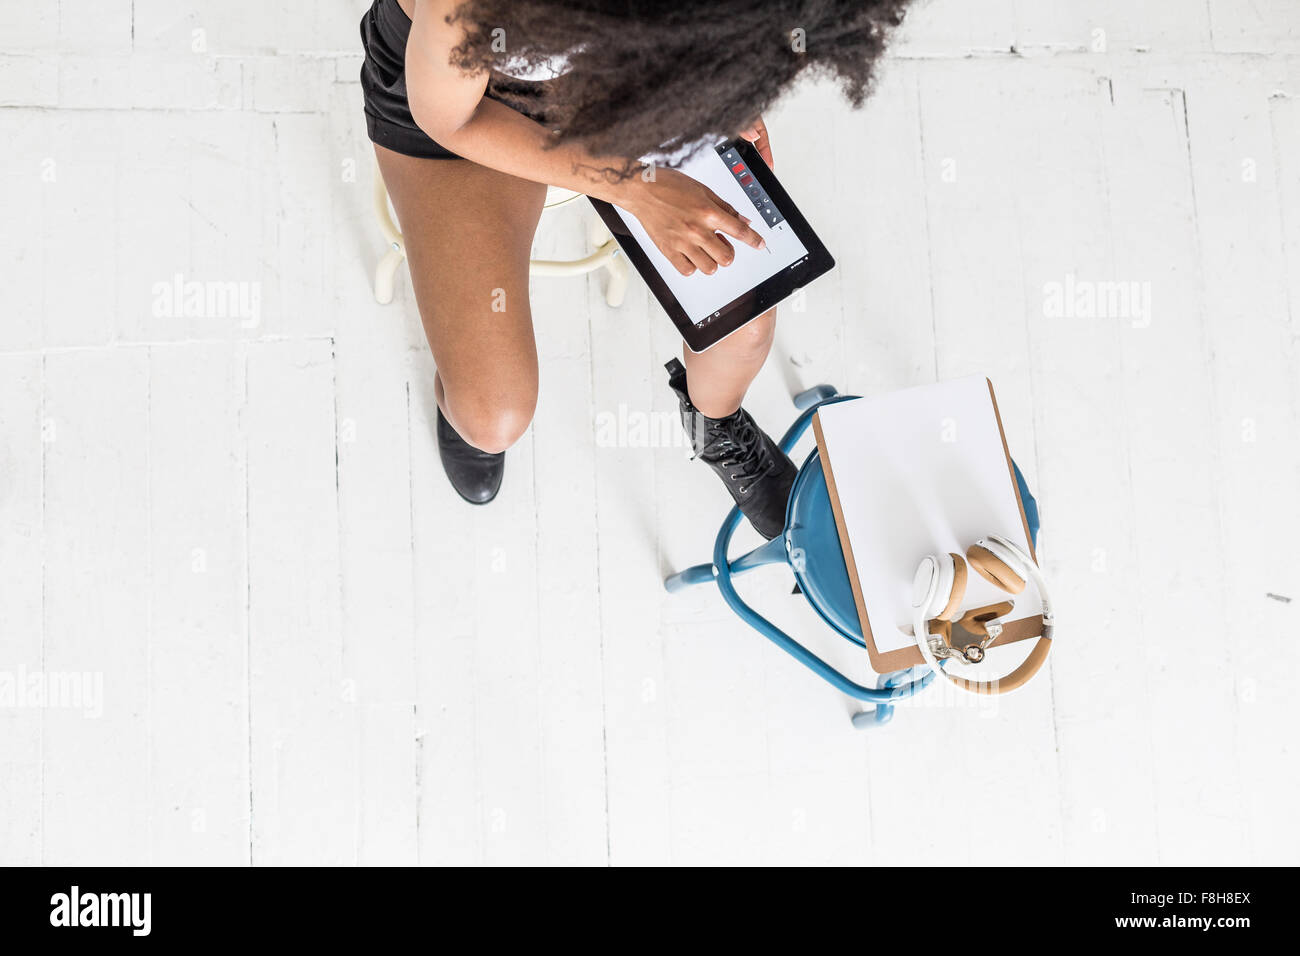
top-left (587, 212), bottom-right (612, 248)
top-left (664, 562), bottom-right (715, 593)
top-left (602, 244), bottom-right (629, 308)
top-left (850, 708), bottom-right (893, 729)
top-left (585, 215), bottom-right (629, 308)
top-left (850, 668), bottom-right (921, 730)
top-left (793, 384), bottom-right (838, 410)
top-left (727, 535), bottom-right (788, 574)
top-left (374, 244), bottom-right (405, 306)
top-left (372, 167), bottom-right (407, 306)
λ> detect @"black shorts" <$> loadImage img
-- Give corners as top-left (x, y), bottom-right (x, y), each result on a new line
top-left (359, 0), bottom-right (552, 160)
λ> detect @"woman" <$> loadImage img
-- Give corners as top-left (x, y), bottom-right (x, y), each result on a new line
top-left (360, 0), bottom-right (907, 538)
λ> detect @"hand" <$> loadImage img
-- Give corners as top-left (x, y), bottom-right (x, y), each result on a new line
top-left (621, 167), bottom-right (765, 277)
top-left (739, 116), bottom-right (774, 169)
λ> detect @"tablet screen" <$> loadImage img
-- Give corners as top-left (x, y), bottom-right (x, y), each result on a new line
top-left (610, 143), bottom-right (811, 325)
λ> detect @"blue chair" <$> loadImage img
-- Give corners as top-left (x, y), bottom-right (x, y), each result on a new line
top-left (664, 385), bottom-right (1040, 729)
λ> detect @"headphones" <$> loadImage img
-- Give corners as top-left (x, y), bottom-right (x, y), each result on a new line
top-left (910, 533), bottom-right (1055, 695)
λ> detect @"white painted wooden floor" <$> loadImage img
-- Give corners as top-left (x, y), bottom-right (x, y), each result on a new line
top-left (1, 1), bottom-right (1298, 866)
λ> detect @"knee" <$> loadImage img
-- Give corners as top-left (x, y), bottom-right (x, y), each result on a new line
top-left (724, 309), bottom-right (777, 360)
top-left (452, 385), bottom-right (537, 453)
top-left (450, 392), bottom-right (536, 453)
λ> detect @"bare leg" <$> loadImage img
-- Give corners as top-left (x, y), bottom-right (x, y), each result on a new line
top-left (667, 306), bottom-right (791, 539)
top-left (679, 307), bottom-right (777, 418)
top-left (375, 144), bottom-right (547, 453)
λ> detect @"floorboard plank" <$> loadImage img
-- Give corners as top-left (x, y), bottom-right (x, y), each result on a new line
top-left (245, 338), bottom-right (356, 865)
top-left (527, 205), bottom-right (611, 865)
top-left (0, 354), bottom-right (45, 864)
top-left (147, 341), bottom-right (250, 864)
top-left (41, 347), bottom-right (150, 864)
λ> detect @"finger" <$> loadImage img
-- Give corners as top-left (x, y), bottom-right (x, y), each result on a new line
top-left (712, 195), bottom-right (744, 222)
top-left (696, 184), bottom-right (763, 248)
top-left (668, 252), bottom-right (696, 277)
top-left (741, 120), bottom-right (774, 168)
top-left (753, 120), bottom-right (774, 168)
top-left (684, 244), bottom-right (721, 276)
top-left (710, 196), bottom-right (756, 237)
top-left (699, 230), bottom-right (735, 268)
top-left (708, 202), bottom-right (765, 250)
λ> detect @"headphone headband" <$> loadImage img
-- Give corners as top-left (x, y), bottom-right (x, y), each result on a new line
top-left (985, 533), bottom-right (1054, 628)
top-left (911, 534), bottom-right (1054, 696)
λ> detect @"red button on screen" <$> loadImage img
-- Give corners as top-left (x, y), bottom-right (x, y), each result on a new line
top-left (731, 163), bottom-right (746, 174)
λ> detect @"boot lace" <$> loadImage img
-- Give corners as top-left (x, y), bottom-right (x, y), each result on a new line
top-left (698, 414), bottom-right (774, 488)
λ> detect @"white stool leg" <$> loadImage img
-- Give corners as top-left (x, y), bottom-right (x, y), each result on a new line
top-left (586, 214), bottom-right (627, 308)
top-left (587, 213), bottom-right (612, 249)
top-left (525, 203), bottom-right (630, 307)
top-left (601, 243), bottom-right (629, 308)
top-left (373, 169), bottom-right (406, 305)
top-left (374, 243), bottom-right (404, 306)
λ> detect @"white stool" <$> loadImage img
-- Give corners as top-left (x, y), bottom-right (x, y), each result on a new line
top-left (372, 167), bottom-right (629, 307)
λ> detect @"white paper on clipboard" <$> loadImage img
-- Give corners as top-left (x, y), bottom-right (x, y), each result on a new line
top-left (814, 376), bottom-right (1040, 656)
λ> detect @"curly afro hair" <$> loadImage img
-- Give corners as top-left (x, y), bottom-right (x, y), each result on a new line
top-left (448, 0), bottom-right (913, 169)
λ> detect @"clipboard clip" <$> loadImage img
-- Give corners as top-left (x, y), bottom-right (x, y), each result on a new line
top-left (927, 600), bottom-right (1016, 665)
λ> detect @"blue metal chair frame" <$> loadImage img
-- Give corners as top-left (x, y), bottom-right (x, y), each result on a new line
top-left (664, 384), bottom-right (1040, 730)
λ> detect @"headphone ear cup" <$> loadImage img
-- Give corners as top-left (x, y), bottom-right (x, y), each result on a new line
top-left (918, 553), bottom-right (953, 619)
top-left (985, 536), bottom-right (1032, 586)
top-left (967, 542), bottom-right (1027, 594)
top-left (911, 556), bottom-right (941, 614)
top-left (936, 553), bottom-right (967, 621)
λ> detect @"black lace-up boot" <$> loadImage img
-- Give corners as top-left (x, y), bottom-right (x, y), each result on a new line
top-left (665, 358), bottom-right (796, 540)
top-left (436, 407), bottom-right (504, 505)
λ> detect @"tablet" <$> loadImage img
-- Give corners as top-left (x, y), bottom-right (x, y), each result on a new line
top-left (588, 138), bottom-right (835, 352)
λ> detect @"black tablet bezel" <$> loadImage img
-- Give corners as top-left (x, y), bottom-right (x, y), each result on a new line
top-left (588, 138), bottom-right (836, 352)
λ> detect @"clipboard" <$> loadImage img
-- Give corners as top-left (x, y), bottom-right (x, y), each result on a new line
top-left (812, 377), bottom-right (1044, 674)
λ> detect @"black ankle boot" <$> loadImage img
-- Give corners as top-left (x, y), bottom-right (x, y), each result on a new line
top-left (665, 358), bottom-right (796, 540)
top-left (436, 407), bottom-right (504, 505)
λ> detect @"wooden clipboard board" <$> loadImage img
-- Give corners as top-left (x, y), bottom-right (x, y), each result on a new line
top-left (812, 378), bottom-right (1044, 674)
